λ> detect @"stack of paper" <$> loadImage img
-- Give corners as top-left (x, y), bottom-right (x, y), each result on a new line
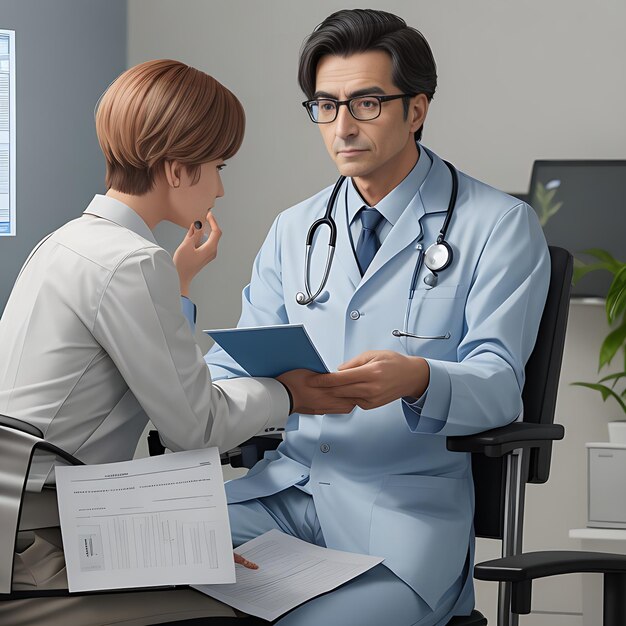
top-left (56, 449), bottom-right (383, 621)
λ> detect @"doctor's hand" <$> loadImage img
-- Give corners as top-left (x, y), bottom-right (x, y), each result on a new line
top-left (173, 211), bottom-right (222, 296)
top-left (313, 350), bottom-right (430, 410)
top-left (277, 369), bottom-right (358, 415)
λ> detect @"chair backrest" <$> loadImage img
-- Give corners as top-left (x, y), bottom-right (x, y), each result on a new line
top-left (472, 246), bottom-right (573, 539)
top-left (0, 415), bottom-right (82, 595)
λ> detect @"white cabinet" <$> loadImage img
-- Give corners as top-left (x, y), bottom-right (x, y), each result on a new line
top-left (588, 443), bottom-right (626, 529)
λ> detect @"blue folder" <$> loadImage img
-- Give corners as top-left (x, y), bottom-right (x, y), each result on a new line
top-left (204, 324), bottom-right (329, 378)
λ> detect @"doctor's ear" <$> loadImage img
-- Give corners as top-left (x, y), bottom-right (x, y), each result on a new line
top-left (408, 94), bottom-right (429, 133)
top-left (163, 160), bottom-right (182, 189)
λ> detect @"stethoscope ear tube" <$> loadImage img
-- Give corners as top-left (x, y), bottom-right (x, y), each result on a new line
top-left (437, 161), bottom-right (458, 245)
top-left (296, 244), bottom-right (336, 305)
top-left (305, 217), bottom-right (337, 247)
top-left (297, 176), bottom-right (345, 305)
top-left (304, 176), bottom-right (344, 247)
top-left (422, 161), bottom-right (458, 276)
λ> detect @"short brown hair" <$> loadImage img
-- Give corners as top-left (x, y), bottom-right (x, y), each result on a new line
top-left (95, 59), bottom-right (245, 195)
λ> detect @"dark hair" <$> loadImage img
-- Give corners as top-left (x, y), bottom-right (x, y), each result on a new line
top-left (298, 9), bottom-right (437, 141)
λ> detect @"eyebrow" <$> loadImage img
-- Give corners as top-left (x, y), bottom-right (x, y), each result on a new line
top-left (312, 86), bottom-right (387, 99)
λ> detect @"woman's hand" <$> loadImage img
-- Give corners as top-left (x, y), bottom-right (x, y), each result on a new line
top-left (276, 369), bottom-right (358, 415)
top-left (173, 211), bottom-right (222, 296)
top-left (234, 552), bottom-right (258, 569)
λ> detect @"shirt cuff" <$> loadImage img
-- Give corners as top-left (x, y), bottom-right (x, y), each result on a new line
top-left (181, 296), bottom-right (197, 333)
top-left (255, 378), bottom-right (291, 434)
top-left (277, 381), bottom-right (294, 414)
top-left (402, 359), bottom-right (451, 434)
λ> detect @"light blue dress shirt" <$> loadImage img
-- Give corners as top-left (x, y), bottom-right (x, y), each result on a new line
top-left (347, 146), bottom-right (432, 246)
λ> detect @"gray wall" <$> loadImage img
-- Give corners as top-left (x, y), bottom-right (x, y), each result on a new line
top-left (0, 0), bottom-right (127, 313)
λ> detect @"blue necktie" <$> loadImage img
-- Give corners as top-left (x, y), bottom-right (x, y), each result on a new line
top-left (355, 207), bottom-right (383, 275)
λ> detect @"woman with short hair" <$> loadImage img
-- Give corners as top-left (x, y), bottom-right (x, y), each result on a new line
top-left (0, 59), bottom-right (353, 625)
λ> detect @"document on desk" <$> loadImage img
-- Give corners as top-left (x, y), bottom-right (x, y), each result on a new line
top-left (55, 448), bottom-right (235, 592)
top-left (193, 529), bottom-right (383, 621)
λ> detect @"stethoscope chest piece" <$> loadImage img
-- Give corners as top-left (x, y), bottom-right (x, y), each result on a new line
top-left (424, 240), bottom-right (453, 273)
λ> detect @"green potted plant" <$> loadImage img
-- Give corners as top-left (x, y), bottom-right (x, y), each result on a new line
top-left (572, 249), bottom-right (626, 441)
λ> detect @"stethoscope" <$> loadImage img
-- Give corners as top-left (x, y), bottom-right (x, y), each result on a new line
top-left (295, 160), bottom-right (459, 340)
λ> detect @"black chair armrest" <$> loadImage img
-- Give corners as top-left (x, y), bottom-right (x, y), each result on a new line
top-left (474, 551), bottom-right (626, 614)
top-left (147, 431), bottom-right (281, 469)
top-left (147, 429), bottom-right (242, 465)
top-left (446, 422), bottom-right (564, 457)
top-left (147, 429), bottom-right (166, 456)
top-left (0, 413), bottom-right (43, 438)
top-left (475, 550), bottom-right (626, 582)
top-left (229, 435), bottom-right (283, 469)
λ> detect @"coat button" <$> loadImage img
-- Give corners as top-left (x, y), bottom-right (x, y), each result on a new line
top-left (349, 310), bottom-right (360, 320)
top-left (320, 443), bottom-right (330, 453)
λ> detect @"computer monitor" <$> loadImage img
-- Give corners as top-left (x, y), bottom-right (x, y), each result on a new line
top-left (528, 160), bottom-right (626, 298)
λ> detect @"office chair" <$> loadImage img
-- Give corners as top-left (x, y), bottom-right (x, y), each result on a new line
top-left (455, 246), bottom-right (624, 626)
top-left (443, 244), bottom-right (574, 625)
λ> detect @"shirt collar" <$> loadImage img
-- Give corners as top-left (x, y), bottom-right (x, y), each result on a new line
top-left (83, 195), bottom-right (157, 245)
top-left (347, 143), bottom-right (432, 227)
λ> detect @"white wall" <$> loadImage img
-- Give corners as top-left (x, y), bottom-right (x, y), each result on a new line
top-left (128, 2), bottom-right (626, 622)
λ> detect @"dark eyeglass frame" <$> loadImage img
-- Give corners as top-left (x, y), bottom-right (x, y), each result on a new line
top-left (302, 93), bottom-right (417, 124)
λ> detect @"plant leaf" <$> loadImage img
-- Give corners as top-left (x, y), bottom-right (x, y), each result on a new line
top-left (606, 265), bottom-right (626, 323)
top-left (544, 188), bottom-right (558, 205)
top-left (599, 321), bottom-right (626, 369)
top-left (546, 202), bottom-right (563, 218)
top-left (572, 257), bottom-right (619, 284)
top-left (598, 371), bottom-right (626, 385)
top-left (532, 182), bottom-right (546, 204)
top-left (572, 382), bottom-right (626, 413)
top-left (573, 262), bottom-right (607, 284)
top-left (580, 248), bottom-right (622, 269)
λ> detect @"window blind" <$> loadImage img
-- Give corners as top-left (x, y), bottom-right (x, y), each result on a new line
top-left (0, 30), bottom-right (15, 236)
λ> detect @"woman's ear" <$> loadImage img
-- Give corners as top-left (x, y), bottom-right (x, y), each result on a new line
top-left (163, 160), bottom-right (182, 189)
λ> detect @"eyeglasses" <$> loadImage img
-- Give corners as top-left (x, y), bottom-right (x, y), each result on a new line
top-left (302, 93), bottom-right (416, 124)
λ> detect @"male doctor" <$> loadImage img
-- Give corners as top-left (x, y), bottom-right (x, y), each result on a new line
top-left (202, 9), bottom-right (550, 626)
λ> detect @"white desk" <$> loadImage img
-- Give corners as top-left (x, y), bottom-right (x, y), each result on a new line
top-left (569, 528), bottom-right (626, 542)
top-left (568, 528), bottom-right (626, 626)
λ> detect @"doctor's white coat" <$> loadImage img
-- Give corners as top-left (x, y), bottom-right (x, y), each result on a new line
top-left (206, 145), bottom-right (550, 610)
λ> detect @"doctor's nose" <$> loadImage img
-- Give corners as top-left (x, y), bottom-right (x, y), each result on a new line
top-left (334, 104), bottom-right (359, 139)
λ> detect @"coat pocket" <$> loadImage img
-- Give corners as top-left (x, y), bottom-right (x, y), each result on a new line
top-left (397, 285), bottom-right (467, 357)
